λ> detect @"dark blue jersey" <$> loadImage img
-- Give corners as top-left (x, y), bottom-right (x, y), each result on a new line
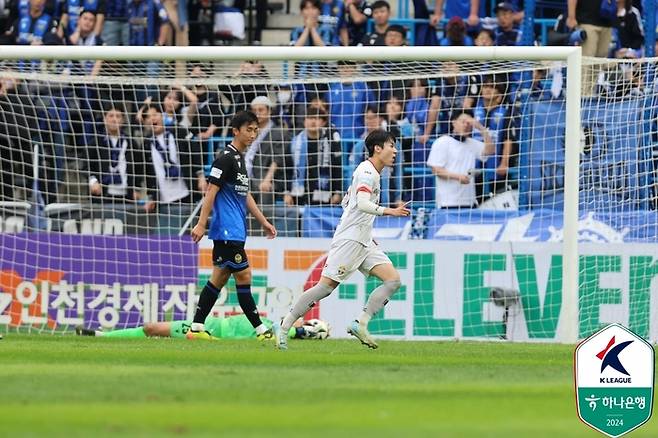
top-left (207, 144), bottom-right (249, 242)
top-left (64, 0), bottom-right (104, 37)
top-left (128, 0), bottom-right (168, 46)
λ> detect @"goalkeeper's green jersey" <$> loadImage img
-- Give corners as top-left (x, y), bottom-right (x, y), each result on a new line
top-left (205, 315), bottom-right (273, 338)
top-left (168, 315), bottom-right (274, 339)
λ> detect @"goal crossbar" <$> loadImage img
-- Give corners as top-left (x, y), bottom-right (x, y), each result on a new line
top-left (0, 45), bottom-right (581, 62)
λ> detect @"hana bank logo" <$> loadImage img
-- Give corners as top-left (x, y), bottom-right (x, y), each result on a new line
top-left (597, 336), bottom-right (634, 383)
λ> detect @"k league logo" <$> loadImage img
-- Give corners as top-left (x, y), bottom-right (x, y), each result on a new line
top-left (597, 336), bottom-right (633, 380)
top-left (575, 324), bottom-right (655, 437)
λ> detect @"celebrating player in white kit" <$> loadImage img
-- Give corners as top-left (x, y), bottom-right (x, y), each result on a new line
top-left (277, 129), bottom-right (411, 350)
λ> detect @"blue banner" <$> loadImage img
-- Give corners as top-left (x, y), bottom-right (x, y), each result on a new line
top-left (427, 209), bottom-right (658, 242)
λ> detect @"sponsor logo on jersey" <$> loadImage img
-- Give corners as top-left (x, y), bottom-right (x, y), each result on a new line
top-left (236, 173), bottom-right (249, 186)
top-left (210, 167), bottom-right (222, 179)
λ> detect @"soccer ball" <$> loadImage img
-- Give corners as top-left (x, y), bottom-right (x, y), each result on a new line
top-left (302, 319), bottom-right (331, 340)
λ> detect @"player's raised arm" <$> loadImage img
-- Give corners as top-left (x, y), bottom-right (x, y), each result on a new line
top-left (355, 190), bottom-right (409, 217)
top-left (382, 201), bottom-right (411, 217)
top-left (246, 192), bottom-right (277, 239)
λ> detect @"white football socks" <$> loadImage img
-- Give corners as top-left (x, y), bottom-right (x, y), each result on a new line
top-left (281, 283), bottom-right (334, 332)
top-left (358, 280), bottom-right (401, 326)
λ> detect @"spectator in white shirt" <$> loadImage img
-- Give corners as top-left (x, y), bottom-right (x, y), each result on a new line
top-left (426, 109), bottom-right (494, 208)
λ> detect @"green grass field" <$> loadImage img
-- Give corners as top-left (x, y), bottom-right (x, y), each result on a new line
top-left (0, 336), bottom-right (655, 438)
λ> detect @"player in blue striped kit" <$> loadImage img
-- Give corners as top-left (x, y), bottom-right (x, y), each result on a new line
top-left (188, 111), bottom-right (277, 341)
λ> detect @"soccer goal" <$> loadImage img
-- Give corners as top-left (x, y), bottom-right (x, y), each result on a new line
top-left (0, 45), bottom-right (654, 343)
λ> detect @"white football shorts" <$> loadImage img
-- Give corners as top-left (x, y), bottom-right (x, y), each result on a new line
top-left (321, 239), bottom-right (392, 283)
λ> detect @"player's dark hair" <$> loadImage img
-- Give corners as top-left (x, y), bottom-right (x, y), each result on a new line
top-left (231, 110), bottom-right (258, 130)
top-left (103, 102), bottom-right (126, 114)
top-left (372, 0), bottom-right (390, 11)
top-left (481, 74), bottom-right (508, 96)
top-left (365, 105), bottom-right (380, 115)
top-left (305, 106), bottom-right (328, 122)
top-left (143, 103), bottom-right (164, 114)
top-left (450, 108), bottom-right (474, 121)
top-left (365, 129), bottom-right (395, 157)
top-left (476, 28), bottom-right (495, 41)
top-left (385, 24), bottom-right (406, 38)
top-left (300, 0), bottom-right (321, 11)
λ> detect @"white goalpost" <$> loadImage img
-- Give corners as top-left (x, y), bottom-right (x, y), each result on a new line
top-left (0, 44), bottom-right (628, 344)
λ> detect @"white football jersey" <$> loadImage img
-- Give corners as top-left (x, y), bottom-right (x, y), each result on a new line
top-left (333, 160), bottom-right (381, 246)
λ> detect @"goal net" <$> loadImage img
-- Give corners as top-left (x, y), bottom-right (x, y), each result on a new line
top-left (0, 46), bottom-right (655, 343)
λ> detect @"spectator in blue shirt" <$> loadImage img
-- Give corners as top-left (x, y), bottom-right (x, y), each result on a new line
top-left (405, 78), bottom-right (435, 203)
top-left (67, 10), bottom-right (103, 75)
top-left (472, 75), bottom-right (515, 192)
top-left (5, 0), bottom-right (63, 70)
top-left (128, 0), bottom-right (169, 46)
top-left (101, 0), bottom-right (129, 45)
top-left (3, 0), bottom-right (57, 32)
top-left (327, 60), bottom-right (375, 143)
top-left (291, 0), bottom-right (333, 109)
top-left (320, 0), bottom-right (344, 45)
top-left (431, 0), bottom-right (484, 28)
top-left (439, 16), bottom-right (474, 46)
top-left (291, 0), bottom-right (333, 47)
top-left (493, 2), bottom-right (521, 46)
top-left (128, 0), bottom-right (169, 101)
top-left (58, 0), bottom-right (105, 39)
top-left (7, 0), bottom-right (58, 46)
top-left (405, 78), bottom-right (430, 162)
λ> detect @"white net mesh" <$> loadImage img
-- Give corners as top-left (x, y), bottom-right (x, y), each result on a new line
top-left (0, 47), bottom-right (656, 342)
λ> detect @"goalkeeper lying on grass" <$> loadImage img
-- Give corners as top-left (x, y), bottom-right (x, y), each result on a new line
top-left (75, 315), bottom-right (330, 340)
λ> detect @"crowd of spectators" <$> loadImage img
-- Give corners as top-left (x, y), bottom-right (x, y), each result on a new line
top-left (0, 0), bottom-right (655, 235)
